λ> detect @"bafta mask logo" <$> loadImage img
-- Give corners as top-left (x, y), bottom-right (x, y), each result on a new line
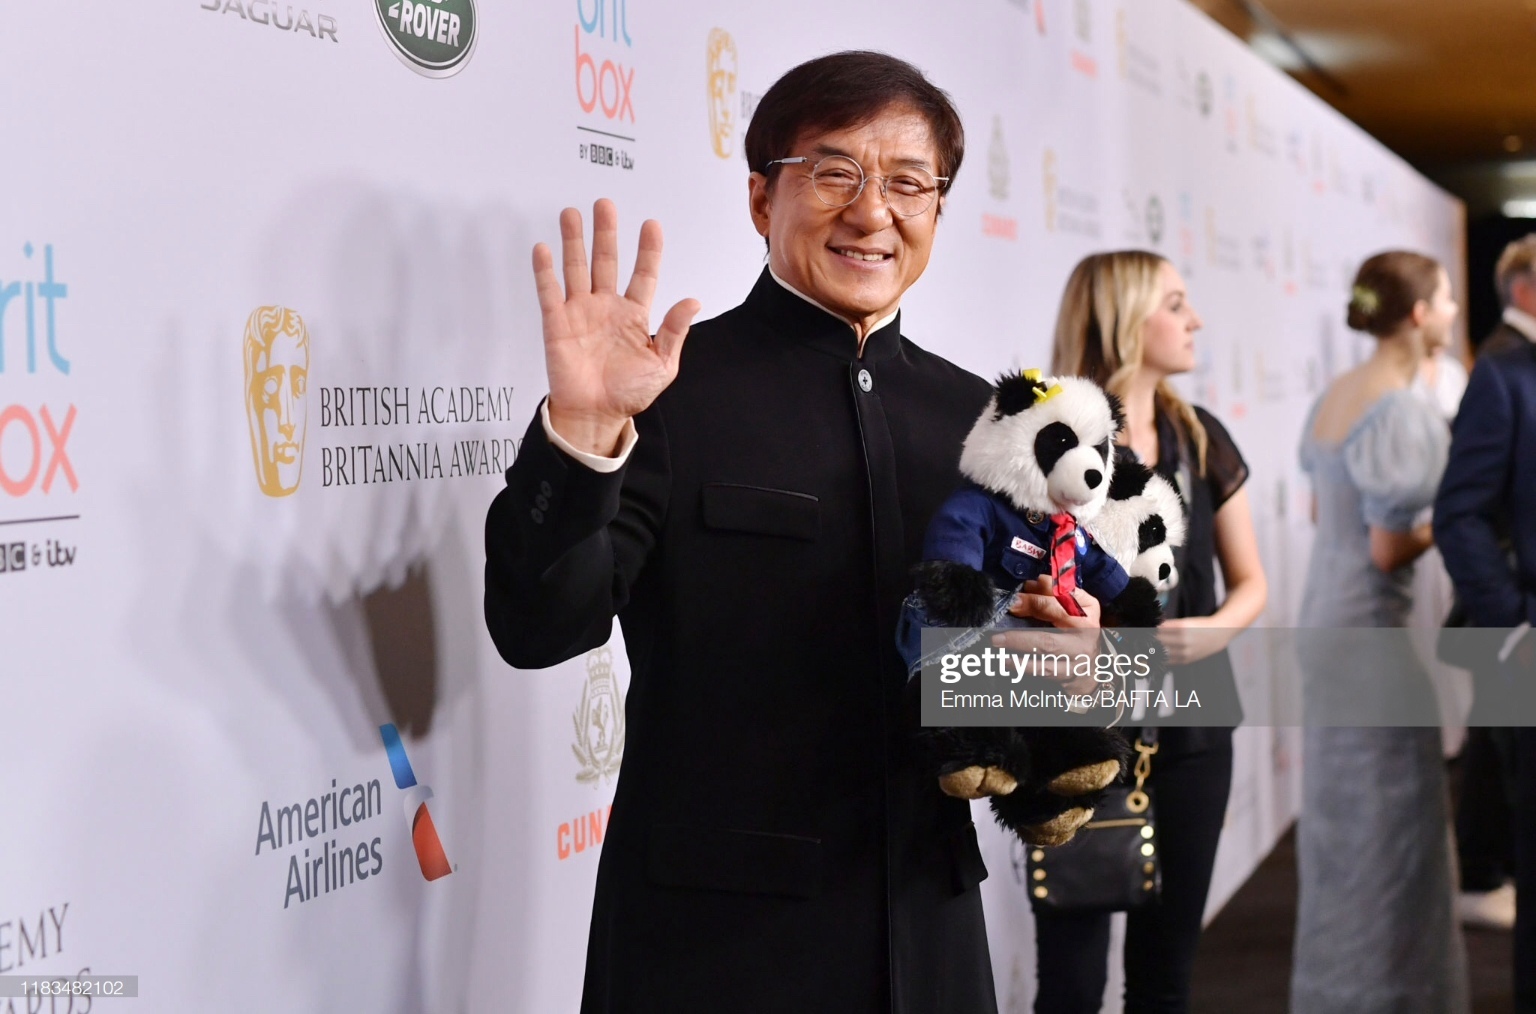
top-left (705, 28), bottom-right (738, 160)
top-left (1042, 148), bottom-right (1059, 232)
top-left (1146, 194), bottom-right (1165, 246)
top-left (988, 115), bottom-right (1010, 202)
top-left (243, 306), bottom-right (310, 498)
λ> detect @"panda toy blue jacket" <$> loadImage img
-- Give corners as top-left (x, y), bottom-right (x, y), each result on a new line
top-left (920, 482), bottom-right (1130, 609)
top-left (898, 370), bottom-right (1166, 847)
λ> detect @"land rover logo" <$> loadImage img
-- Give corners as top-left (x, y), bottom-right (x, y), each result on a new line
top-left (376, 0), bottom-right (476, 77)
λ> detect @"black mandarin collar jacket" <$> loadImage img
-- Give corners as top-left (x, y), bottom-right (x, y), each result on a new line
top-left (486, 268), bottom-right (997, 1013)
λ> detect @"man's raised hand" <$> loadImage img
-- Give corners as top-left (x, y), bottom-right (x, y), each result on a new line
top-left (532, 198), bottom-right (701, 456)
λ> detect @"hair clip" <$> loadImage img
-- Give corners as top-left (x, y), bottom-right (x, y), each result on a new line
top-left (1022, 369), bottom-right (1063, 404)
top-left (1350, 284), bottom-right (1380, 314)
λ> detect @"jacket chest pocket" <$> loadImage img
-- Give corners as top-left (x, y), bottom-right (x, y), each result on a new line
top-left (1001, 541), bottom-right (1047, 580)
top-left (700, 483), bottom-right (820, 541)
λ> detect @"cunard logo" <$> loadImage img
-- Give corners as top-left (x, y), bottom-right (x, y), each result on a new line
top-left (375, 0), bottom-right (477, 78)
top-left (572, 646), bottom-right (625, 785)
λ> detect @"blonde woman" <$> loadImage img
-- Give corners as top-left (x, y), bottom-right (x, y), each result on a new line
top-left (1040, 250), bottom-right (1267, 1013)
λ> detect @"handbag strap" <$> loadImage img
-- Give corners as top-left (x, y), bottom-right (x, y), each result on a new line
top-left (1126, 728), bottom-right (1158, 814)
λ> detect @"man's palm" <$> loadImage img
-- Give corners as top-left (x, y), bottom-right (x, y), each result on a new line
top-left (533, 199), bottom-right (700, 450)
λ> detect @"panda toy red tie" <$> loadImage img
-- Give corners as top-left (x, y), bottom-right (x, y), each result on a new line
top-left (1048, 510), bottom-right (1086, 616)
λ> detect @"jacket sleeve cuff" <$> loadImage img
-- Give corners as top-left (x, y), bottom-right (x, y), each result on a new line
top-left (541, 400), bottom-right (637, 474)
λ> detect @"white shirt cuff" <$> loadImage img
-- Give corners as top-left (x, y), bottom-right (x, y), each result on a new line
top-left (540, 400), bottom-right (637, 474)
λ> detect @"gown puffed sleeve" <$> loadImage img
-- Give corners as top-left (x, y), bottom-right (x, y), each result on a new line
top-left (1342, 390), bottom-right (1450, 533)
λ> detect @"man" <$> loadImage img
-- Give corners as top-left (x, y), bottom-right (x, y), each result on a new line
top-left (1482, 234), bottom-right (1536, 357)
top-left (1434, 233), bottom-right (1536, 1012)
top-left (484, 52), bottom-right (1096, 1013)
top-left (1451, 234), bottom-right (1536, 932)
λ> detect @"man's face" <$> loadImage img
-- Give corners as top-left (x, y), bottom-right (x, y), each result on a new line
top-left (1511, 271), bottom-right (1536, 318)
top-left (749, 105), bottom-right (944, 331)
top-left (247, 320), bottom-right (309, 496)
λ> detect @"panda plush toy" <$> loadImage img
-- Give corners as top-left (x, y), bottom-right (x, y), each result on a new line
top-left (1087, 456), bottom-right (1187, 598)
top-left (897, 370), bottom-right (1166, 846)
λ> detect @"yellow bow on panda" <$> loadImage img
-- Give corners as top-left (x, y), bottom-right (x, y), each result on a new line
top-left (1022, 368), bottom-right (1064, 405)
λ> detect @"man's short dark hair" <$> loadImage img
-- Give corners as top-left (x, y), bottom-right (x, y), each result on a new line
top-left (744, 51), bottom-right (965, 196)
top-left (1495, 234), bottom-right (1536, 308)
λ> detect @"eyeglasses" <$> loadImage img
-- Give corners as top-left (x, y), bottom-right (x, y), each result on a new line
top-left (763, 154), bottom-right (948, 219)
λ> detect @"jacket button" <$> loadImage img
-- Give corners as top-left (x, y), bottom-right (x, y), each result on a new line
top-left (530, 508), bottom-right (545, 524)
top-left (535, 494), bottom-right (550, 511)
top-left (539, 480), bottom-right (553, 498)
top-left (857, 368), bottom-right (873, 393)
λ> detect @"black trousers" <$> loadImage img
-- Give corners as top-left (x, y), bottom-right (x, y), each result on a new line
top-left (1516, 727), bottom-right (1536, 1014)
top-left (1456, 725), bottom-right (1517, 891)
top-left (1033, 729), bottom-right (1233, 1014)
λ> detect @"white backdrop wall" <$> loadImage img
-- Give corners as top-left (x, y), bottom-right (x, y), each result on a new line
top-left (0, 1), bottom-right (1461, 1012)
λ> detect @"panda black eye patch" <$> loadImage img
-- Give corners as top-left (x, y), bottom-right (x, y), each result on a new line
top-left (1033, 421), bottom-right (1079, 476)
top-left (1138, 515), bottom-right (1168, 555)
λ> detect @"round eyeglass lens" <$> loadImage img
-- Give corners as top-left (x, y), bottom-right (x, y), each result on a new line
top-left (809, 156), bottom-right (939, 217)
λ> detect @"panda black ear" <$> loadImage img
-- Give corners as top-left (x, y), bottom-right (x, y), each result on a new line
top-left (993, 371), bottom-right (1051, 419)
top-left (1104, 391), bottom-right (1127, 436)
top-left (1107, 456), bottom-right (1153, 501)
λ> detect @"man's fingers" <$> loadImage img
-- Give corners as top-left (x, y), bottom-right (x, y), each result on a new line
top-left (532, 242), bottom-right (566, 320)
top-left (654, 299), bottom-right (702, 367)
top-left (1012, 592), bottom-right (1090, 628)
top-left (559, 207), bottom-right (591, 299)
top-left (625, 219), bottom-right (664, 308)
top-left (590, 198), bottom-right (620, 294)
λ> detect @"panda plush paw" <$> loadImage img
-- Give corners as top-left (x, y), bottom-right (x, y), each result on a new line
top-left (1047, 758), bottom-right (1122, 796)
top-left (983, 726), bottom-right (1130, 842)
top-left (1020, 807), bottom-right (1097, 847)
top-left (910, 559), bottom-right (999, 629)
top-left (938, 764), bottom-right (1018, 799)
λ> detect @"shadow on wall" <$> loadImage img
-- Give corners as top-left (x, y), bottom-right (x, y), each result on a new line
top-left (362, 563), bottom-right (439, 737)
top-left (124, 177), bottom-right (540, 1011)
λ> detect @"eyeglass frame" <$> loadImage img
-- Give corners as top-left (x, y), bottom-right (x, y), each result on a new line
top-left (761, 155), bottom-right (950, 218)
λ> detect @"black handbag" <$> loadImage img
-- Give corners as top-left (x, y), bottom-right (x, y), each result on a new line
top-left (1025, 729), bottom-right (1161, 913)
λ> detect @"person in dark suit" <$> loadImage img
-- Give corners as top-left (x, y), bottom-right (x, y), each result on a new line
top-left (1434, 251), bottom-right (1536, 1009)
top-left (483, 52), bottom-right (1101, 1013)
top-left (1451, 233), bottom-right (1536, 931)
top-left (1481, 233), bottom-right (1536, 357)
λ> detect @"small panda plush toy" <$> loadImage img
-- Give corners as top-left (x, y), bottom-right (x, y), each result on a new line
top-left (1086, 456), bottom-right (1187, 598)
top-left (897, 369), bottom-right (1166, 846)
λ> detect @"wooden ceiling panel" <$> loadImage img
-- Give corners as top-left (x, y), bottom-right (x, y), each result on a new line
top-left (1186, 0), bottom-right (1536, 163)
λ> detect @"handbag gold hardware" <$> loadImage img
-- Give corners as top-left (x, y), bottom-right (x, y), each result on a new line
top-left (1124, 737), bottom-right (1159, 814)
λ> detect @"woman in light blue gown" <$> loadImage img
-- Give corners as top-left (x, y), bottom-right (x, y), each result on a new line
top-left (1291, 250), bottom-right (1467, 1013)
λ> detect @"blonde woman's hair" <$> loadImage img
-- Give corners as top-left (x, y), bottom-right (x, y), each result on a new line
top-left (1050, 250), bottom-right (1208, 474)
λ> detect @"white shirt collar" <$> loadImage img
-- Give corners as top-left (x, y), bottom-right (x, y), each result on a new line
top-left (1503, 306), bottom-right (1536, 344)
top-left (768, 267), bottom-right (900, 340)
